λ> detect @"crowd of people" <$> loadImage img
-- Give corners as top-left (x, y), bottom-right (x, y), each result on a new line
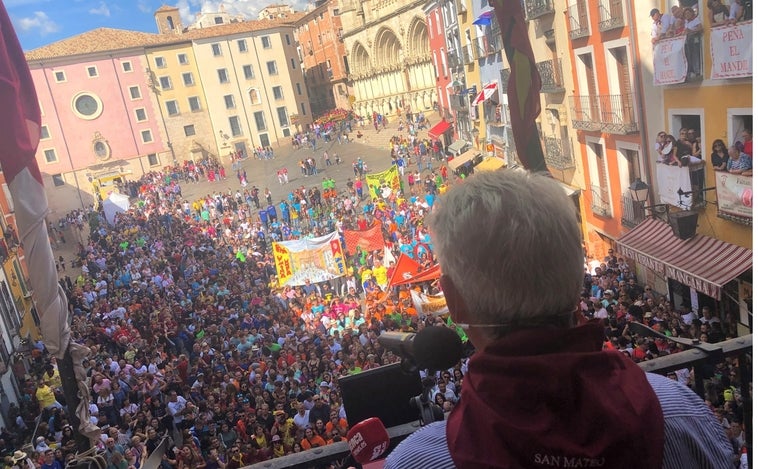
top-left (655, 125), bottom-right (753, 177)
top-left (0, 138), bottom-right (747, 469)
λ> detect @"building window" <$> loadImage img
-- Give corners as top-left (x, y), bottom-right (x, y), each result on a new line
top-left (214, 16), bottom-right (223, 24)
top-left (262, 36), bottom-right (272, 48)
top-left (159, 76), bottom-right (172, 90)
top-left (259, 133), bottom-right (270, 147)
top-left (129, 86), bottom-right (141, 100)
top-left (301, 102), bottom-right (307, 115)
top-left (238, 39), bottom-right (248, 52)
top-left (267, 61), bottom-right (278, 76)
top-left (273, 86), bottom-right (284, 100)
top-left (254, 111), bottom-right (266, 131)
top-left (178, 53), bottom-right (188, 65)
top-left (141, 129), bottom-right (153, 143)
top-left (54, 71), bottom-right (66, 82)
top-left (291, 58), bottom-right (296, 69)
top-left (155, 56), bottom-right (166, 68)
top-left (43, 149), bottom-right (57, 163)
top-left (249, 88), bottom-right (261, 105)
top-left (184, 125), bottom-right (196, 136)
top-left (211, 43), bottom-right (222, 56)
top-left (87, 66), bottom-right (98, 77)
top-left (243, 64), bottom-right (255, 80)
top-left (224, 94), bottom-right (236, 109)
top-left (181, 72), bottom-right (194, 86)
top-left (283, 128), bottom-right (291, 137)
top-left (277, 106), bottom-right (289, 127)
top-left (188, 96), bottom-right (201, 112)
top-left (147, 153), bottom-right (159, 166)
top-left (166, 100), bottom-right (179, 116)
top-left (122, 61), bottom-right (133, 72)
top-left (218, 69), bottom-right (229, 83)
top-left (285, 34), bottom-right (291, 45)
top-left (229, 116), bottom-right (242, 137)
top-left (40, 125), bottom-right (50, 140)
top-left (52, 174), bottom-right (64, 186)
top-left (296, 83), bottom-right (302, 95)
top-left (135, 108), bottom-right (147, 121)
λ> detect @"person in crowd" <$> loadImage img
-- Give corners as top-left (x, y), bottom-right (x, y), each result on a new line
top-left (711, 139), bottom-right (729, 171)
top-left (385, 169), bottom-right (734, 468)
top-left (727, 145), bottom-right (752, 174)
top-left (740, 128), bottom-right (752, 158)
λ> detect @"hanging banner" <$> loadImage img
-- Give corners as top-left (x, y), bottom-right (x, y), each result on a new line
top-left (410, 290), bottom-right (449, 317)
top-left (365, 165), bottom-right (401, 200)
top-left (711, 21), bottom-right (752, 79)
top-left (343, 223), bottom-right (385, 255)
top-left (715, 172), bottom-right (753, 219)
top-left (272, 231), bottom-right (346, 286)
top-left (656, 163), bottom-right (693, 208)
top-left (653, 36), bottom-right (687, 85)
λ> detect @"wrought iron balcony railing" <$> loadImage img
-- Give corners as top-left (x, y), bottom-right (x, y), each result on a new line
top-left (598, 0), bottom-right (624, 32)
top-left (569, 94), bottom-right (638, 134)
top-left (537, 58), bottom-right (564, 93)
top-left (544, 136), bottom-right (574, 170)
top-left (568, 1), bottom-right (591, 39)
top-left (590, 183), bottom-right (611, 216)
top-left (621, 191), bottom-right (646, 227)
top-left (525, 0), bottom-right (554, 20)
top-left (461, 44), bottom-right (475, 65)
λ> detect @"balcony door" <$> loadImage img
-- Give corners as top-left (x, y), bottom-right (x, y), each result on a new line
top-left (578, 52), bottom-right (599, 121)
top-left (609, 46), bottom-right (633, 124)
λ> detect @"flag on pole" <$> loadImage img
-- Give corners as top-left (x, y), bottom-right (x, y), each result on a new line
top-left (386, 253), bottom-right (423, 288)
top-left (0, 1), bottom-right (99, 442)
top-left (489, 0), bottom-right (547, 173)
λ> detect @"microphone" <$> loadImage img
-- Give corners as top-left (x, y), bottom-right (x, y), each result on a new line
top-left (378, 326), bottom-right (462, 371)
top-left (347, 417), bottom-right (390, 464)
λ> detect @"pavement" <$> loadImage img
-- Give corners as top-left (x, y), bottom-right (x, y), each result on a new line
top-left (51, 114), bottom-right (445, 278)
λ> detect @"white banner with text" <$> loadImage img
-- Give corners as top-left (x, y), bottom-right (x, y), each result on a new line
top-left (654, 36), bottom-right (687, 85)
top-left (711, 21), bottom-right (753, 79)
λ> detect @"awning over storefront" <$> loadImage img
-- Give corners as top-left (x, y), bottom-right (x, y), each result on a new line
top-left (449, 149), bottom-right (482, 171)
top-left (616, 218), bottom-right (752, 299)
top-left (428, 120), bottom-right (451, 139)
top-left (447, 139), bottom-right (468, 154)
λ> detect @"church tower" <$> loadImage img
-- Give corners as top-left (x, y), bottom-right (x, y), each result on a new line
top-left (154, 4), bottom-right (183, 34)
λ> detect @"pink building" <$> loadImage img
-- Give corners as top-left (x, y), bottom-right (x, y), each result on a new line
top-left (424, 0), bottom-right (454, 145)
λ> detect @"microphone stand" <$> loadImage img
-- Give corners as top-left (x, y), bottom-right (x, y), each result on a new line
top-left (410, 371), bottom-right (444, 426)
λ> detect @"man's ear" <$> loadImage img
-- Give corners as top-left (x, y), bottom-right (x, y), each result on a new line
top-left (440, 275), bottom-right (468, 324)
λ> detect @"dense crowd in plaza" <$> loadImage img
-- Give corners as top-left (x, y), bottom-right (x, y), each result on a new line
top-left (0, 127), bottom-right (748, 469)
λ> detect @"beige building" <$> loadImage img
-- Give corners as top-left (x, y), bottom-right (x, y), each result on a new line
top-left (338, 0), bottom-right (436, 119)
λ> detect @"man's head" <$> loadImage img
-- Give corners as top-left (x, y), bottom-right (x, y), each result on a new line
top-left (650, 8), bottom-right (661, 20)
top-left (429, 170), bottom-right (583, 344)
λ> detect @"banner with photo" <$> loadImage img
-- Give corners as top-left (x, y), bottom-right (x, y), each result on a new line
top-left (715, 171), bottom-right (753, 219)
top-left (365, 165), bottom-right (401, 200)
top-left (653, 36), bottom-right (687, 85)
top-left (711, 21), bottom-right (752, 80)
top-left (273, 231), bottom-right (346, 286)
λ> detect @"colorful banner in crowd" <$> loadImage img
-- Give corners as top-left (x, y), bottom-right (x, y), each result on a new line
top-left (343, 223), bottom-right (385, 255)
top-left (273, 231), bottom-right (346, 286)
top-left (715, 171), bottom-right (753, 219)
top-left (711, 21), bottom-right (752, 80)
top-left (366, 165), bottom-right (401, 200)
top-left (410, 290), bottom-right (449, 317)
top-left (656, 163), bottom-right (693, 208)
top-left (653, 36), bottom-right (687, 85)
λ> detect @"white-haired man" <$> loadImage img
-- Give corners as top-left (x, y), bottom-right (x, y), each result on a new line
top-left (385, 169), bottom-right (733, 468)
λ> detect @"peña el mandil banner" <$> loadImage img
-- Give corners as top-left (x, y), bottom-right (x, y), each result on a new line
top-left (273, 231), bottom-right (346, 286)
top-left (654, 36), bottom-right (687, 85)
top-left (711, 21), bottom-right (752, 80)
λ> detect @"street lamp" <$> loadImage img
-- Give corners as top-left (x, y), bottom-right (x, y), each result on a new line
top-left (629, 178), bottom-right (649, 203)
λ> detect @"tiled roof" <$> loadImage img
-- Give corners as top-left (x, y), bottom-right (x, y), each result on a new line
top-left (25, 28), bottom-right (164, 61)
top-left (156, 4), bottom-right (179, 12)
top-left (25, 13), bottom-right (306, 61)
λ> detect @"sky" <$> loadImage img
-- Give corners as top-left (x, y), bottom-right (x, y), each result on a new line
top-left (6, 0), bottom-right (308, 51)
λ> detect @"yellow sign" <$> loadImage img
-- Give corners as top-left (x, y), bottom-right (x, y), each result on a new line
top-left (365, 165), bottom-right (401, 200)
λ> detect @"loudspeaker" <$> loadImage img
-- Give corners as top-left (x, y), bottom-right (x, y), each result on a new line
top-left (669, 211), bottom-right (699, 240)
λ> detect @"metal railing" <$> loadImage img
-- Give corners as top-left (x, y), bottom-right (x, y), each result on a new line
top-left (590, 183), bottom-right (611, 216)
top-left (598, 0), bottom-right (625, 31)
top-left (461, 44), bottom-right (475, 65)
top-left (525, 0), bottom-right (554, 20)
top-left (544, 135), bottom-right (574, 170)
top-left (570, 94), bottom-right (637, 134)
top-left (243, 334), bottom-right (752, 469)
top-left (568, 1), bottom-right (591, 39)
top-left (537, 58), bottom-right (563, 93)
top-left (447, 50), bottom-right (461, 69)
top-left (621, 192), bottom-right (646, 227)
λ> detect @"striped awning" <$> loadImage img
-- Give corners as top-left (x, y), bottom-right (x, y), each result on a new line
top-left (616, 218), bottom-right (752, 299)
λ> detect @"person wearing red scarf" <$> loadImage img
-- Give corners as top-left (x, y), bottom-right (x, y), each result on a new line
top-left (385, 170), bottom-right (733, 469)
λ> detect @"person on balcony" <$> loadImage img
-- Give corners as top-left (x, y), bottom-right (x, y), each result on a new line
top-left (707, 0), bottom-right (731, 24)
top-left (682, 7), bottom-right (703, 79)
top-left (650, 8), bottom-right (675, 43)
top-left (711, 139), bottom-right (729, 171)
top-left (727, 0), bottom-right (748, 23)
top-left (727, 145), bottom-right (752, 175)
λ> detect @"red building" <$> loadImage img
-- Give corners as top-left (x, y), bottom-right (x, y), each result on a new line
top-left (424, 0), bottom-right (454, 145)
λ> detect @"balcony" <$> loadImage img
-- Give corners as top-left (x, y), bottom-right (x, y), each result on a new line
top-left (568, 1), bottom-right (590, 39)
top-left (544, 28), bottom-right (556, 44)
top-left (461, 44), bottom-right (475, 65)
top-left (525, 0), bottom-right (554, 20)
top-left (621, 192), bottom-right (646, 227)
top-left (543, 135), bottom-right (574, 170)
top-left (536, 58), bottom-right (563, 93)
top-left (569, 94), bottom-right (638, 134)
top-left (500, 68), bottom-right (511, 88)
top-left (590, 184), bottom-right (611, 217)
top-left (598, 0), bottom-right (624, 32)
top-left (447, 50), bottom-right (461, 69)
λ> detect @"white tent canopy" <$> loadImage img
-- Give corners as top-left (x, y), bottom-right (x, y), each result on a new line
top-left (102, 192), bottom-right (130, 225)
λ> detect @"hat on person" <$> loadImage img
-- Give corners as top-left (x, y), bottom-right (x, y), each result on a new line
top-left (604, 290), bottom-right (614, 295)
top-left (650, 8), bottom-right (660, 17)
top-left (319, 381), bottom-right (329, 387)
top-left (273, 410), bottom-right (285, 416)
top-left (11, 450), bottom-right (27, 462)
top-left (272, 434), bottom-right (282, 442)
top-left (36, 436), bottom-right (45, 444)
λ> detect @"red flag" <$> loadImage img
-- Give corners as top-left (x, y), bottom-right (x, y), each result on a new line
top-left (387, 253), bottom-right (424, 288)
top-left (1, 1), bottom-right (99, 442)
top-left (490, 0), bottom-right (547, 172)
top-left (343, 223), bottom-right (385, 255)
